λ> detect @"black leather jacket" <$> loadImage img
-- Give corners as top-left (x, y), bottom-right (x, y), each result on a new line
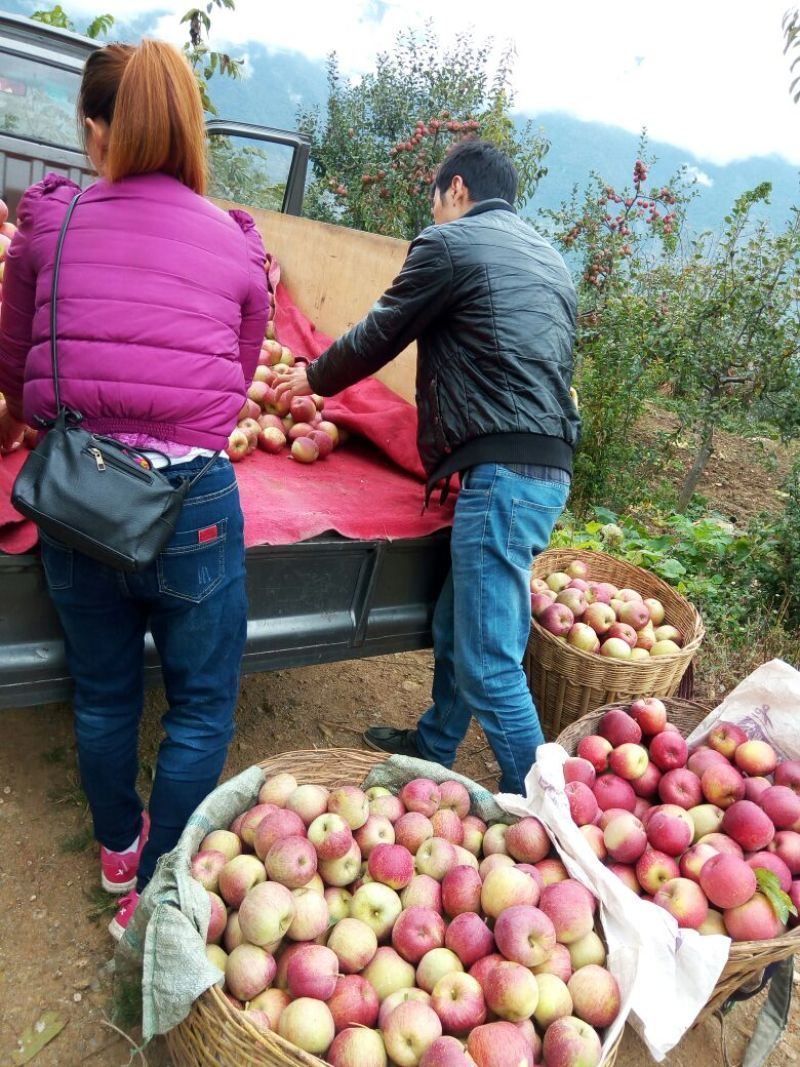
top-left (307, 200), bottom-right (580, 496)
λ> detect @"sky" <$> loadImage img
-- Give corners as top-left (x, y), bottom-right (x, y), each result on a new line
top-left (47, 0), bottom-right (800, 165)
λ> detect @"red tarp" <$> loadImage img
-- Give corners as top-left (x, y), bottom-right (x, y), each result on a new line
top-left (0, 282), bottom-right (454, 554)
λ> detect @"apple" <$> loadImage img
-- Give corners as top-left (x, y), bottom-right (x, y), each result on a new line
top-left (249, 986), bottom-right (290, 1030)
top-left (722, 800), bottom-right (776, 852)
top-left (593, 774), bottom-right (636, 812)
top-left (395, 812), bottom-right (436, 853)
top-left (579, 824), bottom-right (607, 860)
top-left (482, 960), bottom-right (539, 1022)
top-left (775, 760), bottom-right (800, 794)
top-left (402, 874), bottom-right (443, 912)
top-left (437, 780), bottom-right (471, 818)
top-left (287, 885), bottom-right (330, 941)
top-left (688, 803), bottom-right (725, 840)
top-left (536, 857), bottom-right (569, 885)
top-left (392, 905), bottom-right (446, 963)
top-left (419, 1036), bottom-right (475, 1067)
top-left (566, 781), bottom-right (600, 826)
top-left (567, 930), bottom-right (606, 970)
top-left (608, 863), bottom-right (640, 894)
top-left (278, 997), bottom-right (335, 1056)
top-left (698, 910), bottom-right (728, 936)
top-left (734, 740), bottom-right (778, 777)
top-left (568, 965), bottom-right (620, 1028)
top-left (556, 588), bottom-right (587, 618)
top-left (599, 709), bottom-right (642, 747)
top-left (653, 877), bottom-right (709, 929)
top-left (629, 697), bottom-right (667, 736)
top-left (239, 803), bottom-right (279, 847)
top-left (646, 806), bottom-right (694, 856)
top-left (566, 560), bottom-right (589, 580)
top-left (679, 842), bottom-right (719, 883)
top-left (630, 761), bottom-right (662, 799)
top-left (479, 853), bottom-right (514, 879)
top-left (635, 622), bottom-right (657, 651)
top-left (445, 912), bottom-right (495, 968)
top-left (382, 1001), bottom-right (443, 1067)
top-left (319, 839), bottom-right (362, 887)
top-left (327, 1026), bottom-right (387, 1067)
top-left (619, 599), bottom-right (650, 630)
top-left (223, 910), bottom-right (243, 952)
top-left (361, 945), bottom-right (416, 1000)
top-left (431, 972), bottom-right (487, 1035)
top-left (253, 809), bottom-right (307, 861)
top-left (327, 973), bottom-right (381, 1031)
top-left (603, 812), bottom-right (647, 864)
top-left (493, 904), bottom-right (556, 966)
top-left (564, 757), bottom-right (596, 788)
top-left (287, 943), bottom-right (340, 1001)
top-left (467, 1021), bottom-right (535, 1067)
top-left (539, 603), bottom-right (575, 637)
top-left (699, 763), bottom-right (746, 810)
top-left (442, 865), bottom-right (483, 916)
top-left (286, 783), bottom-right (330, 826)
top-left (199, 829), bottom-right (243, 861)
top-left (724, 892), bottom-right (786, 941)
top-left (453, 846), bottom-right (480, 871)
top-left (326, 785), bottom-right (370, 830)
top-left (539, 880), bottom-right (596, 944)
top-left (583, 602), bottom-right (617, 636)
top-left (431, 809), bottom-right (465, 845)
top-left (191, 849), bottom-right (229, 893)
top-left (327, 916), bottom-right (378, 972)
top-left (504, 817), bottom-right (549, 863)
top-left (650, 640), bottom-right (682, 656)
top-left (687, 747), bottom-right (729, 778)
top-left (768, 830), bottom-right (800, 874)
top-left (324, 886), bottom-right (352, 924)
top-left (546, 571), bottom-right (572, 593)
top-left (205, 890), bottom-right (227, 945)
top-left (600, 637), bottom-right (632, 659)
top-left (369, 793), bottom-right (406, 823)
top-left (379, 987), bottom-right (432, 1028)
top-left (577, 735), bottom-right (613, 773)
top-left (609, 743), bottom-right (649, 781)
top-left (265, 835), bottom-right (318, 888)
top-left (658, 768), bottom-right (703, 810)
top-left (699, 853), bottom-right (757, 909)
top-left (533, 973), bottom-right (573, 1029)
top-left (760, 785), bottom-right (800, 829)
top-left (368, 843), bottom-right (415, 890)
top-left (350, 881), bottom-right (403, 940)
top-left (649, 731), bottom-right (689, 771)
top-left (707, 722), bottom-right (749, 759)
top-left (698, 832), bottom-right (744, 857)
top-left (530, 590), bottom-right (556, 615)
top-left (400, 779), bottom-right (442, 818)
top-left (217, 854), bottom-right (267, 908)
top-left (480, 867), bottom-right (539, 918)
top-left (461, 815), bottom-right (487, 856)
top-left (744, 777), bottom-right (773, 803)
top-left (566, 622), bottom-right (600, 653)
top-left (468, 953), bottom-right (505, 987)
top-left (226, 426), bottom-right (250, 461)
top-left (417, 838), bottom-right (459, 880)
top-left (308, 813), bottom-right (355, 860)
top-left (238, 880), bottom-right (295, 946)
top-left (413, 947), bottom-right (464, 995)
top-left (635, 848), bottom-right (680, 894)
top-left (225, 943), bottom-right (276, 1002)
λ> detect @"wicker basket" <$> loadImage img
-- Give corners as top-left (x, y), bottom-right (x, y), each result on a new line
top-left (165, 748), bottom-right (623, 1067)
top-left (525, 548), bottom-right (705, 739)
top-left (556, 700), bottom-right (800, 1023)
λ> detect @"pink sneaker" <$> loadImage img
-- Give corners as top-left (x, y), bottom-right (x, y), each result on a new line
top-left (100, 811), bottom-right (150, 894)
top-left (108, 890), bottom-right (139, 942)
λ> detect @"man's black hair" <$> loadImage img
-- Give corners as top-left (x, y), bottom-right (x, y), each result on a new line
top-left (433, 139), bottom-right (518, 205)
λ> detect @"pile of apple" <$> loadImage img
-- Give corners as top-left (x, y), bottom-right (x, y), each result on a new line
top-left (227, 338), bottom-right (341, 465)
top-left (531, 559), bottom-right (685, 661)
top-left (564, 696), bottom-right (800, 939)
top-left (190, 773), bottom-right (622, 1067)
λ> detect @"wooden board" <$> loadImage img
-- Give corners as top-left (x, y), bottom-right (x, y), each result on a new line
top-left (213, 201), bottom-right (418, 405)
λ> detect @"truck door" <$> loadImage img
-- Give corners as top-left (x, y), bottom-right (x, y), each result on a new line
top-left (205, 120), bottom-right (309, 216)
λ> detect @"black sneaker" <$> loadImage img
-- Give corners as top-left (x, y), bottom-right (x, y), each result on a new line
top-left (363, 726), bottom-right (422, 758)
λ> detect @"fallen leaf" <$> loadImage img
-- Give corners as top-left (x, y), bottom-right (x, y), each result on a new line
top-left (11, 1012), bottom-right (66, 1065)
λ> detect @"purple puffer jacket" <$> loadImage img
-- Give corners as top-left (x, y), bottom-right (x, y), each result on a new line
top-left (0, 171), bottom-right (268, 450)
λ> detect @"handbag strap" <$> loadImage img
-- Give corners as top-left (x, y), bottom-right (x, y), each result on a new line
top-left (49, 191), bottom-right (83, 416)
top-left (49, 191), bottom-right (221, 489)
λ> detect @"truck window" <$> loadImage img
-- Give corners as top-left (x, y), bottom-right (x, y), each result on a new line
top-left (0, 52), bottom-right (81, 150)
top-left (207, 132), bottom-right (293, 213)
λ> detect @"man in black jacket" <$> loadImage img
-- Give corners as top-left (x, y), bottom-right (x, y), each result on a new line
top-left (277, 140), bottom-right (580, 794)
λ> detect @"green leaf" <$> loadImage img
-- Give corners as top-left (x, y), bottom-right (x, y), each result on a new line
top-left (755, 867), bottom-right (798, 925)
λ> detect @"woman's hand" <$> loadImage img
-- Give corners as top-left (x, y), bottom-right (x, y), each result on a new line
top-left (0, 409), bottom-right (27, 455)
top-left (274, 366), bottom-right (313, 400)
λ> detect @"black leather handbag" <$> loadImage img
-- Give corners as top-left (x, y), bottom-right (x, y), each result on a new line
top-left (11, 192), bottom-right (219, 573)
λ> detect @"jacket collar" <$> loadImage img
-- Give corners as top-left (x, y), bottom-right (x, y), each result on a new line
top-left (463, 198), bottom-right (516, 219)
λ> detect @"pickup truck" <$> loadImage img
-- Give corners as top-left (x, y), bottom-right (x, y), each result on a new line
top-left (0, 11), bottom-right (450, 709)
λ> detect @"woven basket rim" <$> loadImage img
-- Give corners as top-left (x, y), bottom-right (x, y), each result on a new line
top-left (555, 700), bottom-right (800, 961)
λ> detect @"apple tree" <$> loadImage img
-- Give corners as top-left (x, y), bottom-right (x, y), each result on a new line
top-left (297, 24), bottom-right (550, 240)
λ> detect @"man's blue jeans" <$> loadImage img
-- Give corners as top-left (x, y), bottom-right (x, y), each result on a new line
top-left (415, 463), bottom-right (569, 794)
top-left (38, 457), bottom-right (247, 891)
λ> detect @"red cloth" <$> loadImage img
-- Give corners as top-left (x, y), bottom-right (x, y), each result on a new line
top-left (0, 284), bottom-right (454, 553)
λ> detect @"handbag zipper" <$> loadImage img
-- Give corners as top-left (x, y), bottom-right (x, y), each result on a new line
top-left (83, 446), bottom-right (153, 482)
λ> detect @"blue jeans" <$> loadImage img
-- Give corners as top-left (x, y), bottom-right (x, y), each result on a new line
top-left (39, 457), bottom-right (247, 891)
top-left (415, 463), bottom-right (569, 794)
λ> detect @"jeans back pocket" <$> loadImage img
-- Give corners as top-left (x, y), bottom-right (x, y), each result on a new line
top-left (39, 531), bottom-right (74, 591)
top-left (157, 518), bottom-right (227, 603)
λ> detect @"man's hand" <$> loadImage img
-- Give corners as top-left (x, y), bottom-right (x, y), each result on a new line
top-left (0, 409), bottom-right (27, 455)
top-left (274, 366), bottom-right (313, 400)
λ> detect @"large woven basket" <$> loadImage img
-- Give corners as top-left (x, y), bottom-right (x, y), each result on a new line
top-left (525, 548), bottom-right (704, 739)
top-left (165, 748), bottom-right (623, 1067)
top-left (556, 700), bottom-right (800, 1023)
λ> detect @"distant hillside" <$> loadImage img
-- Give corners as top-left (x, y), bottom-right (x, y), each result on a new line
top-left (4, 1), bottom-right (797, 234)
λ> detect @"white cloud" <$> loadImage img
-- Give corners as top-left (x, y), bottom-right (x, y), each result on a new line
top-left (683, 165), bottom-right (714, 188)
top-left (62, 0), bottom-right (800, 165)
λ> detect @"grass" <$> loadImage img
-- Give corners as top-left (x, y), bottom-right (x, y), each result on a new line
top-left (84, 885), bottom-right (119, 925)
top-left (60, 824), bottom-right (94, 854)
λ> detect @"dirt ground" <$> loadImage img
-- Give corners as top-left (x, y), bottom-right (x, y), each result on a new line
top-left (1, 421), bottom-right (799, 1067)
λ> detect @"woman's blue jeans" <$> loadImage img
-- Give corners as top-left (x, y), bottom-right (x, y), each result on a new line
top-left (415, 463), bottom-right (569, 795)
top-left (39, 457), bottom-right (247, 891)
